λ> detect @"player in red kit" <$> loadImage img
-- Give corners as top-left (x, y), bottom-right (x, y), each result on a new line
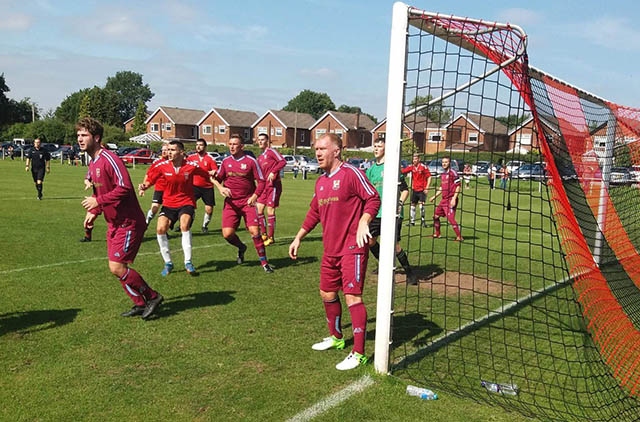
top-left (216, 134), bottom-right (274, 273)
top-left (256, 133), bottom-right (286, 246)
top-left (187, 139), bottom-right (219, 234)
top-left (140, 140), bottom-right (219, 276)
top-left (142, 143), bottom-right (169, 226)
top-left (429, 156), bottom-right (463, 241)
top-left (401, 153), bottom-right (432, 227)
top-left (77, 117), bottom-right (163, 320)
top-left (289, 133), bottom-right (380, 371)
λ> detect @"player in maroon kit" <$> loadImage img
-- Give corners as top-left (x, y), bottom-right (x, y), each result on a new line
top-left (428, 156), bottom-right (463, 241)
top-left (142, 143), bottom-right (169, 226)
top-left (140, 140), bottom-right (219, 276)
top-left (255, 133), bottom-right (286, 246)
top-left (401, 153), bottom-right (432, 227)
top-left (187, 139), bottom-right (219, 234)
top-left (77, 117), bottom-right (163, 319)
top-left (288, 133), bottom-right (380, 371)
top-left (216, 134), bottom-right (274, 273)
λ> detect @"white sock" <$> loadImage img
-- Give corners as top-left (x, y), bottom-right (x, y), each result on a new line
top-left (146, 209), bottom-right (154, 224)
top-left (410, 206), bottom-right (416, 222)
top-left (203, 213), bottom-right (211, 227)
top-left (157, 234), bottom-right (171, 263)
top-left (181, 231), bottom-right (192, 263)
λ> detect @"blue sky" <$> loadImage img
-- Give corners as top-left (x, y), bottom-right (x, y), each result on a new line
top-left (1, 0), bottom-right (639, 121)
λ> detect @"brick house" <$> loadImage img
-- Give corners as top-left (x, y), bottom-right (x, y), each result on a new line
top-left (371, 116), bottom-right (446, 154)
top-left (145, 106), bottom-right (205, 143)
top-left (252, 110), bottom-right (315, 148)
top-left (197, 108), bottom-right (258, 146)
top-left (123, 112), bottom-right (150, 133)
top-left (445, 113), bottom-right (509, 152)
top-left (310, 111), bottom-right (376, 149)
top-left (507, 116), bottom-right (539, 154)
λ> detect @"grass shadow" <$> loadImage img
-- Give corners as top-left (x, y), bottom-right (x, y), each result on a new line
top-left (150, 290), bottom-right (236, 319)
top-left (0, 308), bottom-right (81, 337)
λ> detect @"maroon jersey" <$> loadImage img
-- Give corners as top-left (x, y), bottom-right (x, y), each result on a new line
top-left (87, 148), bottom-right (145, 225)
top-left (401, 162), bottom-right (431, 191)
top-left (440, 168), bottom-right (461, 201)
top-left (147, 160), bottom-right (211, 208)
top-left (301, 163), bottom-right (380, 256)
top-left (257, 148), bottom-right (286, 182)
top-left (216, 153), bottom-right (265, 200)
top-left (187, 153), bottom-right (218, 188)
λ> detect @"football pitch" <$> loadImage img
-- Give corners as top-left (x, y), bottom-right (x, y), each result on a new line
top-left (0, 158), bottom-right (534, 421)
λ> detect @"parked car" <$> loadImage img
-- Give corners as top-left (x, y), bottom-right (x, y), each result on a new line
top-left (304, 158), bottom-right (322, 174)
top-left (428, 158), bottom-right (460, 175)
top-left (121, 148), bottom-right (155, 164)
top-left (513, 163), bottom-right (546, 180)
top-left (628, 165), bottom-right (640, 182)
top-left (472, 161), bottom-right (490, 176)
top-left (41, 143), bottom-right (59, 153)
top-left (116, 146), bottom-right (139, 156)
top-left (51, 145), bottom-right (76, 160)
top-left (505, 160), bottom-right (525, 173)
top-left (609, 167), bottom-right (632, 185)
top-left (347, 158), bottom-right (365, 168)
top-left (283, 155), bottom-right (297, 172)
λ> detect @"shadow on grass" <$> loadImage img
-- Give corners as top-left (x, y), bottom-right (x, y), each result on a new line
top-left (151, 290), bottom-right (236, 319)
top-left (197, 255), bottom-right (318, 273)
top-left (0, 308), bottom-right (81, 337)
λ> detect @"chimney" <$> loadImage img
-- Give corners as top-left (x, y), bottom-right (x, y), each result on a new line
top-left (355, 111), bottom-right (360, 130)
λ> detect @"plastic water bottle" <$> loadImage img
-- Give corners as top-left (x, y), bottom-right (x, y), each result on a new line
top-left (406, 385), bottom-right (438, 400)
top-left (481, 380), bottom-right (518, 396)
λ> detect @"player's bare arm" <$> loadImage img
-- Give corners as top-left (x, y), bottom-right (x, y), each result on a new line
top-left (289, 228), bottom-right (309, 259)
top-left (81, 196), bottom-right (99, 211)
top-left (356, 212), bottom-right (374, 248)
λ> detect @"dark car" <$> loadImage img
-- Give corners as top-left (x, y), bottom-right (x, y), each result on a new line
top-left (116, 146), bottom-right (139, 156)
top-left (121, 148), bottom-right (155, 164)
top-left (513, 163), bottom-right (546, 180)
top-left (51, 145), bottom-right (76, 160)
top-left (609, 167), bottom-right (632, 185)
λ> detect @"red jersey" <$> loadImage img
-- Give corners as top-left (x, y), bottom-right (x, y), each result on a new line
top-left (257, 148), bottom-right (286, 182)
top-left (146, 160), bottom-right (212, 208)
top-left (439, 168), bottom-right (461, 201)
top-left (401, 162), bottom-right (431, 191)
top-left (216, 153), bottom-right (265, 200)
top-left (301, 163), bottom-right (380, 256)
top-left (187, 152), bottom-right (218, 188)
top-left (87, 148), bottom-right (145, 226)
top-left (146, 157), bottom-right (167, 191)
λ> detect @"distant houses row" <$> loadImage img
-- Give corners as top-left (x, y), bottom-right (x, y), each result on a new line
top-left (125, 105), bottom-right (543, 154)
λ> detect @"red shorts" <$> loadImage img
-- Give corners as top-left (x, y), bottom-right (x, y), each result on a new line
top-left (221, 198), bottom-right (260, 229)
top-left (106, 219), bottom-right (144, 263)
top-left (257, 180), bottom-right (282, 208)
top-left (319, 253), bottom-right (368, 295)
top-left (435, 199), bottom-right (457, 218)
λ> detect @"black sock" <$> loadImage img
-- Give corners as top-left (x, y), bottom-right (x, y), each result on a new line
top-left (396, 249), bottom-right (412, 273)
top-left (370, 242), bottom-right (380, 260)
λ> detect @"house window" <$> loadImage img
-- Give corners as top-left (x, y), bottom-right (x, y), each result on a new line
top-left (360, 133), bottom-right (366, 145)
top-left (517, 133), bottom-right (532, 145)
top-left (468, 132), bottom-right (478, 143)
top-left (275, 127), bottom-right (283, 137)
top-left (202, 125), bottom-right (212, 135)
top-left (218, 125), bottom-right (226, 134)
top-left (150, 123), bottom-right (159, 132)
top-left (244, 129), bottom-right (250, 140)
top-left (257, 126), bottom-right (268, 136)
top-left (335, 129), bottom-right (343, 136)
top-left (428, 131), bottom-right (442, 142)
top-left (164, 123), bottom-right (172, 132)
top-left (315, 128), bottom-right (326, 139)
top-left (300, 132), bottom-right (305, 142)
top-left (378, 132), bottom-right (386, 139)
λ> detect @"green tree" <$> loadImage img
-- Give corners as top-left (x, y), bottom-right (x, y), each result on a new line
top-left (130, 100), bottom-right (148, 135)
top-left (496, 114), bottom-right (530, 130)
top-left (0, 73), bottom-right (10, 127)
top-left (78, 94), bottom-right (91, 119)
top-left (282, 89), bottom-right (335, 120)
top-left (56, 90), bottom-right (87, 124)
top-left (105, 71), bottom-right (154, 124)
top-left (56, 87), bottom-right (120, 126)
top-left (408, 95), bottom-right (452, 124)
top-left (337, 104), bottom-right (378, 124)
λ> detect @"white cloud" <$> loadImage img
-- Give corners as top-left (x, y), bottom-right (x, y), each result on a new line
top-left (0, 13), bottom-right (32, 31)
top-left (299, 67), bottom-right (337, 78)
top-left (578, 17), bottom-right (640, 51)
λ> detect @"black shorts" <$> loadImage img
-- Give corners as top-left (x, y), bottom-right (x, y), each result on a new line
top-left (152, 190), bottom-right (164, 204)
top-left (193, 186), bottom-right (215, 206)
top-left (159, 205), bottom-right (195, 230)
top-left (31, 168), bottom-right (46, 183)
top-left (369, 217), bottom-right (402, 242)
top-left (411, 191), bottom-right (426, 204)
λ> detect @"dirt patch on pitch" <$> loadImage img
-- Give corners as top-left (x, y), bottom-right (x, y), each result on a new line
top-left (395, 271), bottom-right (512, 296)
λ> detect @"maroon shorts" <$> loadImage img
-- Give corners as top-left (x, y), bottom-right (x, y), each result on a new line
top-left (221, 198), bottom-right (260, 229)
top-left (106, 219), bottom-right (145, 263)
top-left (319, 253), bottom-right (368, 295)
top-left (435, 199), bottom-right (457, 218)
top-left (257, 180), bottom-right (282, 208)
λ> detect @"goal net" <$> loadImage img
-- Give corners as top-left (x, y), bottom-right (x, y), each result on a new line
top-left (375, 3), bottom-right (640, 420)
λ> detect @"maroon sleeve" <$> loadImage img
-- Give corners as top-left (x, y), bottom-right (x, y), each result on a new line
top-left (301, 194), bottom-right (320, 233)
top-left (271, 150), bottom-right (286, 173)
top-left (96, 155), bottom-right (134, 208)
top-left (252, 160), bottom-right (266, 198)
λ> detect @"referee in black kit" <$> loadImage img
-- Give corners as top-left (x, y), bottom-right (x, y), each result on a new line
top-left (25, 138), bottom-right (51, 200)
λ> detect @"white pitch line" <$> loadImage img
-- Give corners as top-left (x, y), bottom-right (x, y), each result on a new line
top-left (287, 375), bottom-right (374, 422)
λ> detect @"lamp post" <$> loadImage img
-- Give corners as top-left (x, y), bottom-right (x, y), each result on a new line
top-left (293, 108), bottom-right (298, 155)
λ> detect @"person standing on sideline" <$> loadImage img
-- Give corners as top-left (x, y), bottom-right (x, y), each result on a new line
top-left (365, 138), bottom-right (417, 285)
top-left (139, 140), bottom-right (219, 276)
top-left (428, 156), bottom-right (463, 241)
top-left (142, 143), bottom-right (169, 226)
top-left (77, 117), bottom-right (163, 319)
top-left (256, 133), bottom-right (286, 246)
top-left (288, 133), bottom-right (380, 371)
top-left (400, 153), bottom-right (431, 227)
top-left (500, 165), bottom-right (510, 190)
top-left (463, 163), bottom-right (472, 189)
top-left (488, 162), bottom-right (497, 190)
top-left (25, 138), bottom-right (51, 200)
top-left (215, 134), bottom-right (274, 273)
top-left (187, 139), bottom-right (218, 234)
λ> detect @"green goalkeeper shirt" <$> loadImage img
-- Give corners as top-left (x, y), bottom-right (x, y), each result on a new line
top-left (366, 161), bottom-right (407, 219)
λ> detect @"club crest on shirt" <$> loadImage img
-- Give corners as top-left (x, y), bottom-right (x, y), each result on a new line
top-left (241, 163), bottom-right (247, 170)
top-left (184, 172), bottom-right (190, 180)
top-left (332, 180), bottom-right (340, 190)
top-left (96, 169), bottom-right (100, 178)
